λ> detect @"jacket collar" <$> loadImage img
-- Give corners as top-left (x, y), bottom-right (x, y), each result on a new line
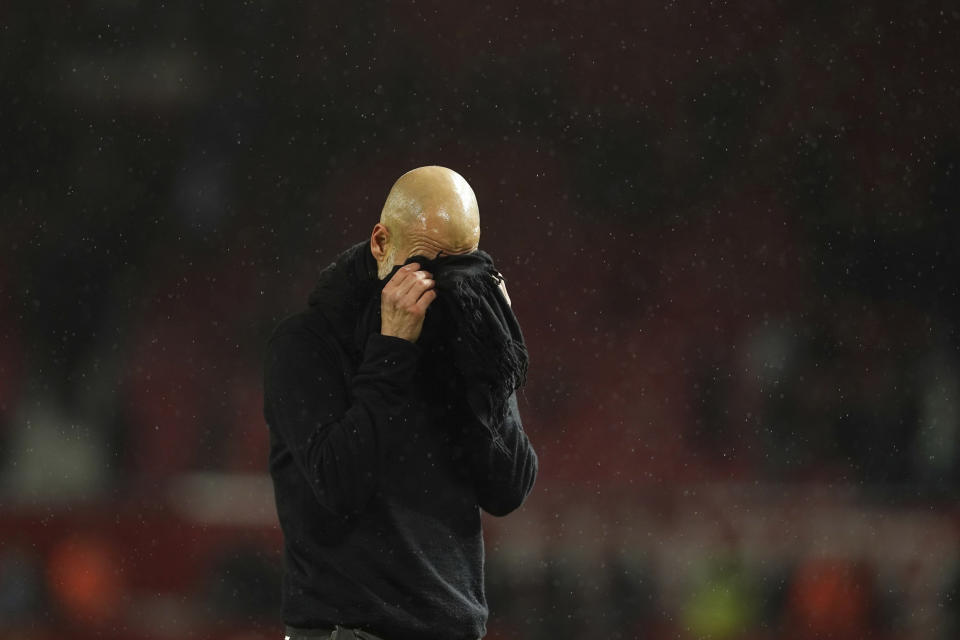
top-left (307, 239), bottom-right (380, 355)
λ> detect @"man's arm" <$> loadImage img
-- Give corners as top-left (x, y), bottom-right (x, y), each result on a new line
top-left (264, 260), bottom-right (436, 519)
top-left (264, 329), bottom-right (420, 518)
top-left (461, 392), bottom-right (538, 517)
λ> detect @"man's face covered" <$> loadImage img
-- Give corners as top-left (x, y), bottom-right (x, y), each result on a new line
top-left (378, 249), bottom-right (528, 450)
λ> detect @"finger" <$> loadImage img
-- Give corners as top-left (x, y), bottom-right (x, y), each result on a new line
top-left (382, 274), bottom-right (406, 298)
top-left (380, 263), bottom-right (416, 300)
top-left (395, 270), bottom-right (433, 300)
top-left (413, 288), bottom-right (437, 314)
top-left (399, 277), bottom-right (435, 306)
top-left (497, 278), bottom-right (512, 306)
top-left (384, 262), bottom-right (420, 287)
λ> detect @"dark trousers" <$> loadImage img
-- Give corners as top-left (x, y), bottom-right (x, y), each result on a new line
top-left (285, 625), bottom-right (386, 640)
top-left (284, 625), bottom-right (482, 640)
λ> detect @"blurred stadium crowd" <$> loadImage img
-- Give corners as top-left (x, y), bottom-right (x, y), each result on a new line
top-left (1, 1), bottom-right (959, 639)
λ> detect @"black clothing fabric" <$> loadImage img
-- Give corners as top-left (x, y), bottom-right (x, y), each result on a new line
top-left (263, 240), bottom-right (538, 640)
top-left (284, 624), bottom-right (391, 640)
top-left (360, 249), bottom-right (529, 455)
top-left (285, 624), bottom-right (337, 639)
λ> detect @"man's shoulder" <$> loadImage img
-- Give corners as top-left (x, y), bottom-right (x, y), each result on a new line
top-left (266, 308), bottom-right (331, 349)
top-left (263, 309), bottom-right (349, 381)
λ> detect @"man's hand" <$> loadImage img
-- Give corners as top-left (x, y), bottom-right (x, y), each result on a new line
top-left (380, 262), bottom-right (436, 343)
top-left (497, 274), bottom-right (512, 307)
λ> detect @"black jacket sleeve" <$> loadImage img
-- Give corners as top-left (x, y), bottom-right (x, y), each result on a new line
top-left (264, 330), bottom-right (420, 518)
top-left (461, 392), bottom-right (538, 517)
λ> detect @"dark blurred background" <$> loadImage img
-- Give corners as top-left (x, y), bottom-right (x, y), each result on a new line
top-left (2, 1), bottom-right (959, 639)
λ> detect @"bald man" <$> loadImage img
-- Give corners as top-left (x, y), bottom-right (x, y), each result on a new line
top-left (263, 167), bottom-right (538, 640)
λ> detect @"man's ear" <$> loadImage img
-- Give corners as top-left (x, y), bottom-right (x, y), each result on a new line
top-left (370, 223), bottom-right (390, 260)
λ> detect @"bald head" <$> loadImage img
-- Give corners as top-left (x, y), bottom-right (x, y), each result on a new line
top-left (371, 166), bottom-right (481, 279)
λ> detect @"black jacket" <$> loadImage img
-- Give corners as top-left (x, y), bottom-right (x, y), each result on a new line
top-left (263, 240), bottom-right (538, 640)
